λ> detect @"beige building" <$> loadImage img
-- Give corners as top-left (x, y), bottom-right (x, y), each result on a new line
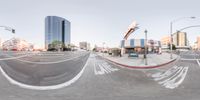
top-left (197, 36), bottom-right (200, 50)
top-left (161, 36), bottom-right (170, 46)
top-left (161, 36), bottom-right (170, 49)
top-left (0, 38), bottom-right (2, 49)
top-left (172, 32), bottom-right (189, 49)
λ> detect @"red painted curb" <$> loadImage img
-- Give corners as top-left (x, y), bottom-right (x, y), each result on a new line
top-left (100, 55), bottom-right (177, 69)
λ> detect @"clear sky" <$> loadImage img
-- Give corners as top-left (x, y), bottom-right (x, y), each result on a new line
top-left (0, 0), bottom-right (200, 48)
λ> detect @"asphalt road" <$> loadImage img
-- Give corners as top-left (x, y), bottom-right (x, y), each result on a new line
top-left (0, 51), bottom-right (90, 86)
top-left (0, 50), bottom-right (200, 100)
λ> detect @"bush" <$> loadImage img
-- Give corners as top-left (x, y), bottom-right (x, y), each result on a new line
top-left (47, 48), bottom-right (57, 51)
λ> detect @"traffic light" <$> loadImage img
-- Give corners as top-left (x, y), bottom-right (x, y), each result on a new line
top-left (12, 29), bottom-right (15, 33)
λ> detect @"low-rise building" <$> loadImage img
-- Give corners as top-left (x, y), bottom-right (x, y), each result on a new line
top-left (161, 36), bottom-right (170, 50)
top-left (192, 42), bottom-right (197, 50)
top-left (2, 37), bottom-right (31, 51)
top-left (197, 36), bottom-right (200, 50)
top-left (79, 42), bottom-right (90, 50)
top-left (0, 38), bottom-right (2, 49)
top-left (121, 39), bottom-right (161, 54)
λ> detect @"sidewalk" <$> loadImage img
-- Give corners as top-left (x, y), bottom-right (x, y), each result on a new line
top-left (97, 52), bottom-right (178, 69)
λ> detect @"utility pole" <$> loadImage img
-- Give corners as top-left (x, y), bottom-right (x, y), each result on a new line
top-left (144, 30), bottom-right (148, 65)
top-left (170, 22), bottom-right (173, 59)
top-left (103, 42), bottom-right (105, 57)
top-left (169, 16), bottom-right (196, 59)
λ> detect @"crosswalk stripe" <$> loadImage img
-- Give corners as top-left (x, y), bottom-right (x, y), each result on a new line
top-left (196, 60), bottom-right (200, 68)
top-left (162, 67), bottom-right (188, 89)
top-left (152, 66), bottom-right (189, 89)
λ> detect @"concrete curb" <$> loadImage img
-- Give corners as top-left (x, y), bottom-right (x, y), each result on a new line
top-left (99, 54), bottom-right (178, 69)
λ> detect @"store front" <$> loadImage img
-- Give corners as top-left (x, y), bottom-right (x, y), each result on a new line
top-left (121, 39), bottom-right (161, 54)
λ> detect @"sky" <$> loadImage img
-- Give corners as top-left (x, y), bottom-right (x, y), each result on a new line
top-left (0, 0), bottom-right (200, 48)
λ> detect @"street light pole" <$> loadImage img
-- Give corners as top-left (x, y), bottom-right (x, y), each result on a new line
top-left (170, 16), bottom-right (196, 59)
top-left (144, 29), bottom-right (148, 65)
top-left (103, 42), bottom-right (105, 57)
top-left (170, 22), bottom-right (173, 59)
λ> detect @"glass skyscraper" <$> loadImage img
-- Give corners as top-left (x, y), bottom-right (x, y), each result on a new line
top-left (45, 16), bottom-right (71, 49)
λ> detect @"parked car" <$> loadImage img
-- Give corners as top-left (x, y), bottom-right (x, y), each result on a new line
top-left (128, 52), bottom-right (139, 57)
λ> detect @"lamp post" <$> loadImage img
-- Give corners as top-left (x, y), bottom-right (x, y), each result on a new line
top-left (170, 16), bottom-right (195, 59)
top-left (144, 29), bottom-right (148, 65)
top-left (103, 42), bottom-right (105, 57)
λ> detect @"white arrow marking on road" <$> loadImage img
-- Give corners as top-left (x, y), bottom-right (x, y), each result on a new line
top-left (102, 63), bottom-right (119, 72)
top-left (94, 62), bottom-right (119, 75)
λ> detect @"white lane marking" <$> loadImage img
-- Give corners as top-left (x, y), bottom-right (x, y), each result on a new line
top-left (0, 54), bottom-right (35, 61)
top-left (154, 66), bottom-right (182, 81)
top-left (5, 54), bottom-right (89, 65)
top-left (34, 53), bottom-right (65, 56)
top-left (152, 66), bottom-right (178, 78)
top-left (181, 54), bottom-right (199, 56)
top-left (1, 52), bottom-right (89, 64)
top-left (162, 67), bottom-right (189, 89)
top-left (0, 56), bottom-right (90, 90)
top-left (164, 67), bottom-right (188, 89)
top-left (152, 66), bottom-right (189, 89)
top-left (196, 59), bottom-right (200, 68)
top-left (158, 67), bottom-right (184, 84)
top-left (101, 63), bottom-right (119, 73)
top-left (180, 58), bottom-right (197, 61)
top-left (94, 63), bottom-right (98, 75)
top-left (94, 61), bottom-right (119, 75)
top-left (101, 64), bottom-right (111, 73)
top-left (99, 64), bottom-right (107, 74)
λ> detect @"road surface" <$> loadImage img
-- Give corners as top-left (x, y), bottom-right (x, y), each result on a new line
top-left (0, 51), bottom-right (200, 100)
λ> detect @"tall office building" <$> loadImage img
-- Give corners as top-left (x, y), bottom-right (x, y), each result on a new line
top-left (45, 16), bottom-right (71, 49)
top-left (172, 32), bottom-right (188, 47)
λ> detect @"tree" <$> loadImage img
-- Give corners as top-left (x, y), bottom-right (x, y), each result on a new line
top-left (51, 40), bottom-right (63, 51)
top-left (63, 43), bottom-right (76, 51)
top-left (168, 44), bottom-right (176, 50)
top-left (93, 48), bottom-right (96, 52)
